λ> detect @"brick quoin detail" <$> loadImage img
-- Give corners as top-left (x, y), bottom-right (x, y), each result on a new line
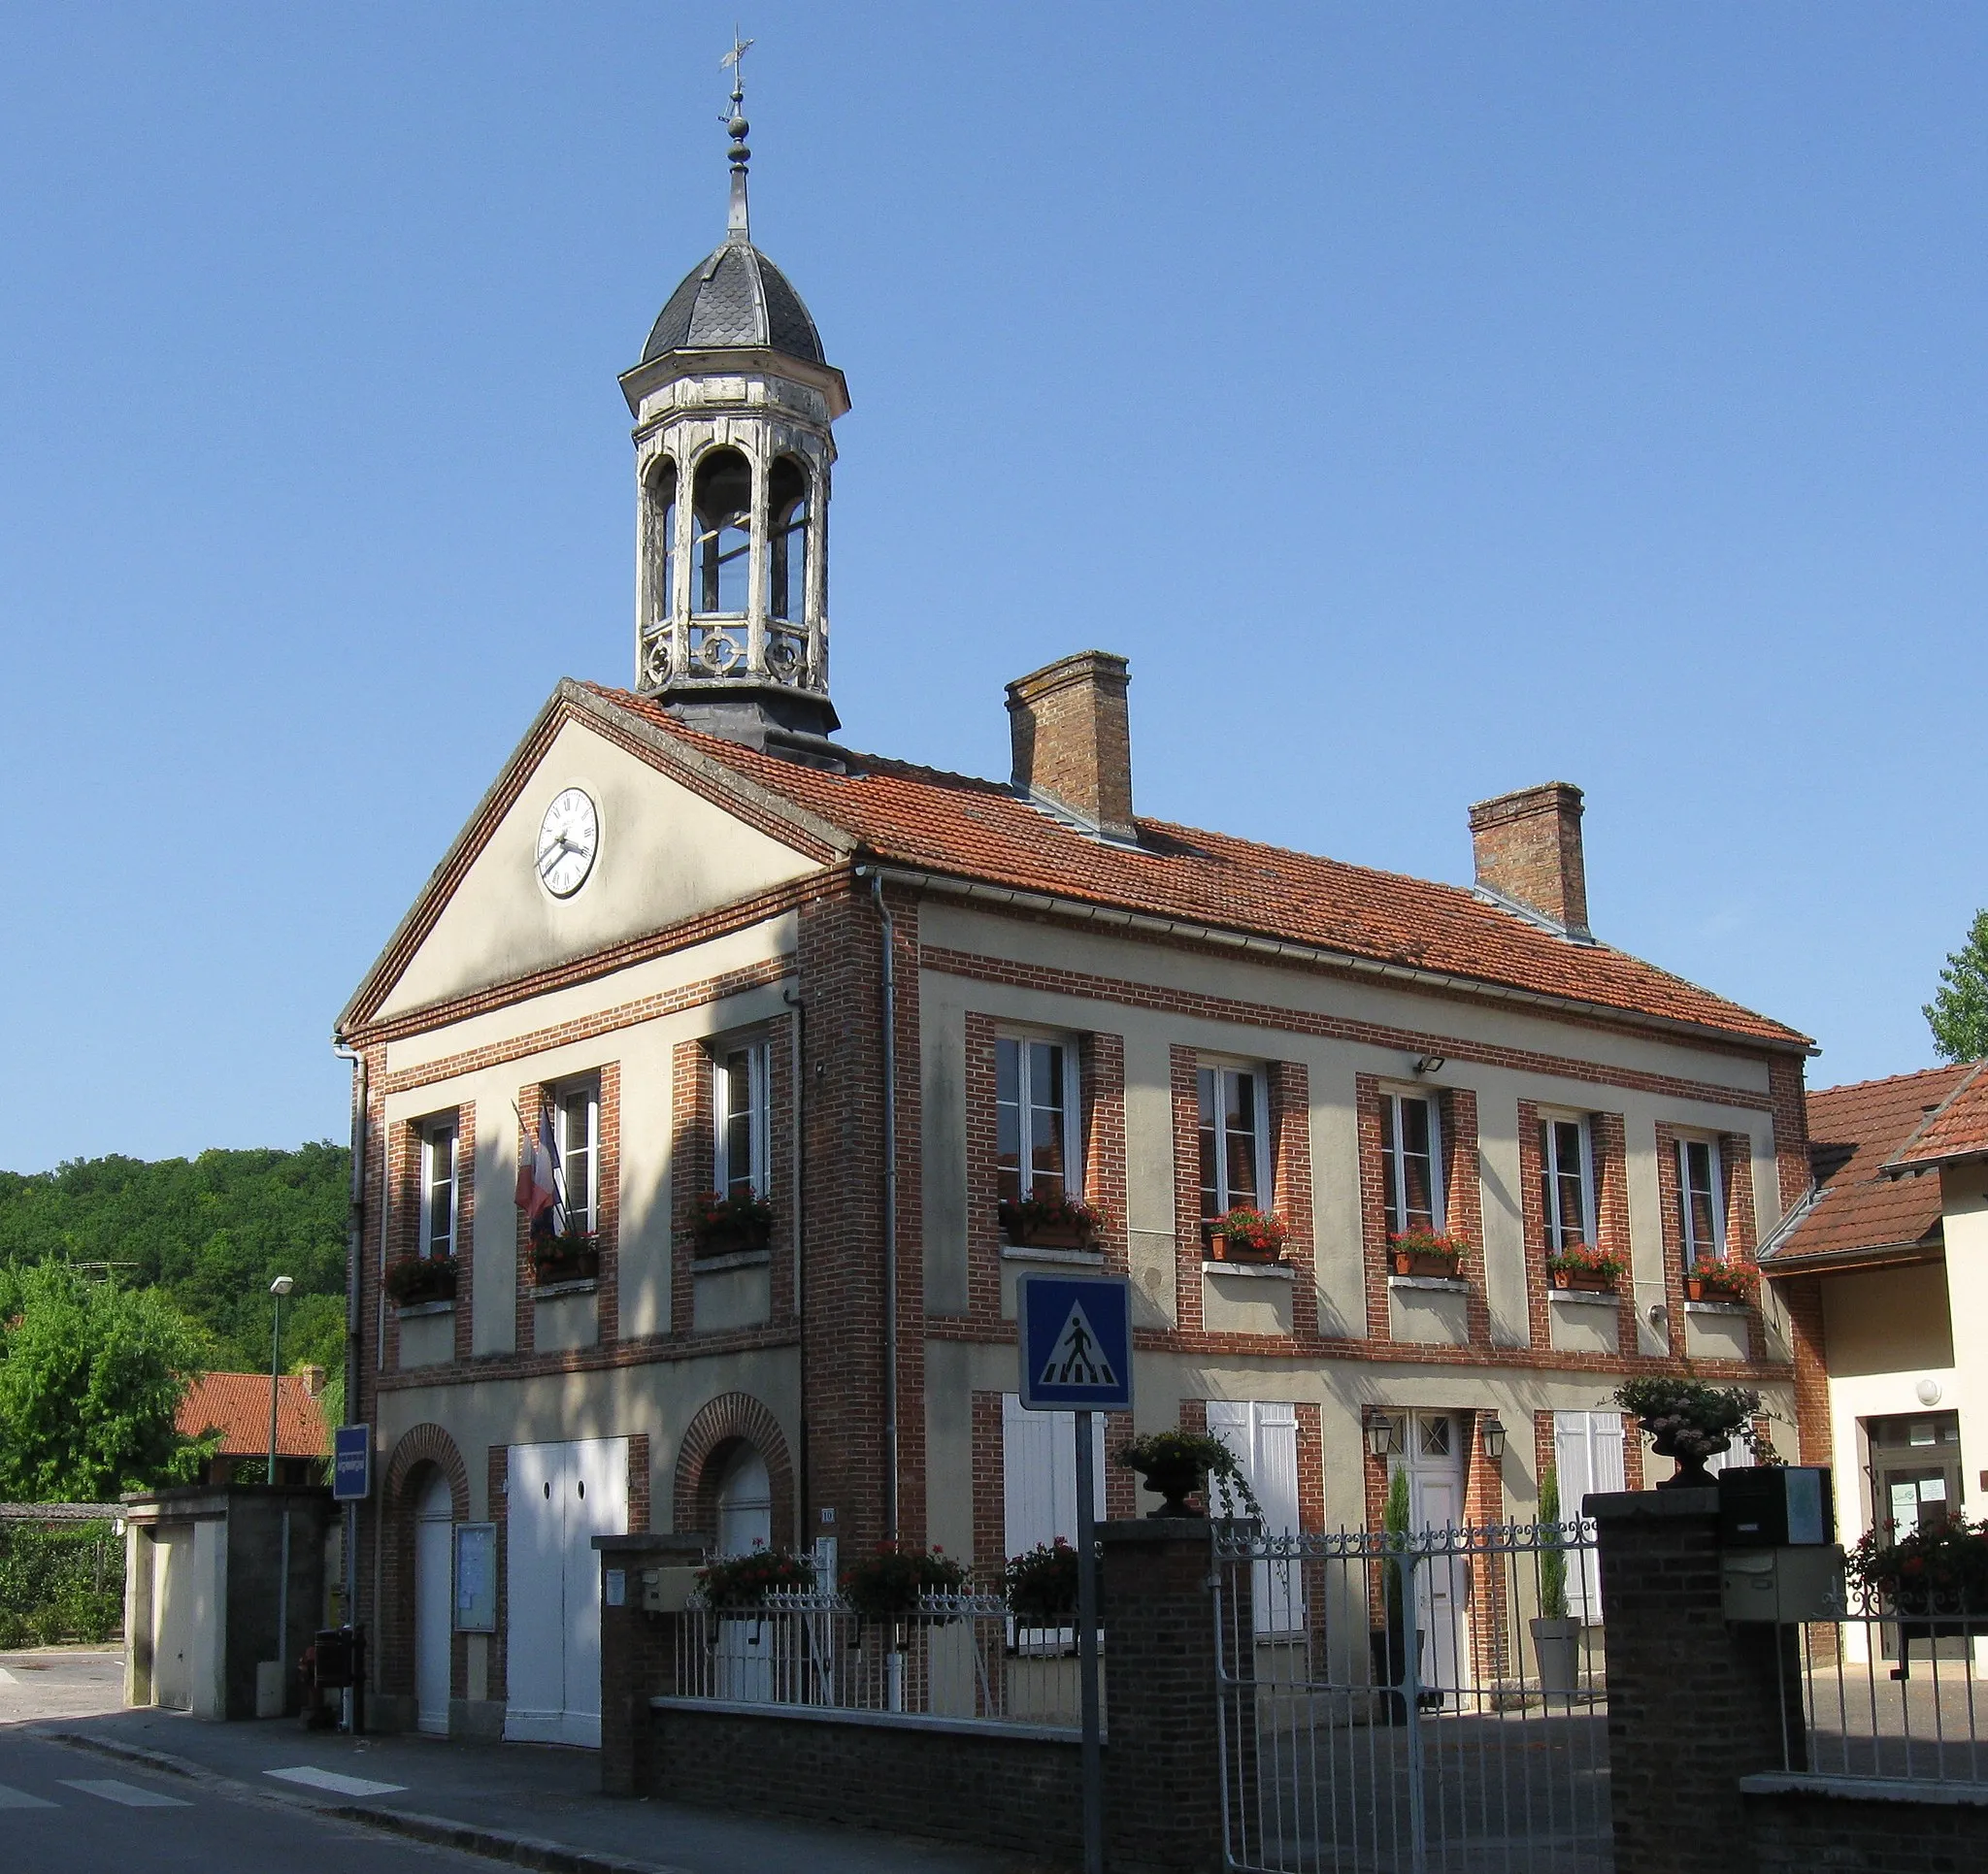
top-left (888, 890), bottom-right (929, 1549)
top-left (1356, 1074), bottom-right (1391, 1339)
top-left (962, 1012), bottom-right (1004, 1323)
top-left (1295, 1401), bottom-right (1324, 1532)
top-left (1780, 1275), bottom-right (1832, 1465)
top-left (627, 1432), bottom-right (651, 1533)
top-left (766, 1010), bottom-right (798, 1324)
top-left (971, 1391), bottom-right (1136, 1576)
top-left (1269, 1061), bottom-right (1319, 1338)
top-left (596, 1061), bottom-right (622, 1344)
top-left (1169, 1046), bottom-right (1206, 1335)
top-left (381, 1424), bottom-right (472, 1705)
top-left (1720, 1133), bottom-right (1762, 1362)
top-left (512, 1082), bottom-right (544, 1358)
top-left (1518, 1101), bottom-right (1548, 1351)
top-left (454, 1102), bottom-right (478, 1359)
top-left (674, 1392), bottom-right (795, 1549)
top-left (1442, 1087), bottom-right (1490, 1348)
top-left (1462, 1412), bottom-right (1509, 1685)
top-left (671, 1037), bottom-right (713, 1339)
top-left (486, 1445), bottom-right (509, 1704)
top-left (1079, 1031), bottom-right (1130, 1278)
top-left (1591, 1111), bottom-right (1639, 1361)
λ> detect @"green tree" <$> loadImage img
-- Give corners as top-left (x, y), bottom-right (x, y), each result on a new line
top-left (0, 1263), bottom-right (215, 1501)
top-left (1926, 909), bottom-right (1988, 1063)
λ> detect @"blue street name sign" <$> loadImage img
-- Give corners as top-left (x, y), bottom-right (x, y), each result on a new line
top-left (332, 1424), bottom-right (372, 1502)
top-left (1016, 1273), bottom-right (1134, 1414)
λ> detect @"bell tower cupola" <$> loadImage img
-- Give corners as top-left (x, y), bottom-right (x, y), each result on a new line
top-left (618, 38), bottom-right (849, 758)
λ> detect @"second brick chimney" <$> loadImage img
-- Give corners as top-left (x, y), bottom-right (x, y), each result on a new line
top-left (1468, 781), bottom-right (1591, 937)
top-left (1006, 651), bottom-right (1135, 840)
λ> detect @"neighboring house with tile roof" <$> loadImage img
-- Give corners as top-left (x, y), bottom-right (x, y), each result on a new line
top-left (1760, 1062), bottom-right (1988, 1567)
top-left (177, 1368), bottom-right (330, 1487)
top-left (323, 132), bottom-right (1818, 1745)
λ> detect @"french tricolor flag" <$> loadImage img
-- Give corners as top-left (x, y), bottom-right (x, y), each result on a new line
top-left (514, 1108), bottom-right (560, 1239)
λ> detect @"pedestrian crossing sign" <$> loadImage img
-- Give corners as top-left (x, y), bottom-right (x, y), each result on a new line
top-left (1016, 1273), bottom-right (1134, 1412)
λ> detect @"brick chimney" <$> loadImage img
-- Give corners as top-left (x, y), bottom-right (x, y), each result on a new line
top-left (1468, 781), bottom-right (1591, 937)
top-left (300, 1364), bottom-right (326, 1398)
top-left (1006, 651), bottom-right (1135, 840)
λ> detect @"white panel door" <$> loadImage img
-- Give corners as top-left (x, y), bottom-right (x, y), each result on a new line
top-left (559, 1436), bottom-right (628, 1747)
top-left (1401, 1411), bottom-right (1471, 1698)
top-left (414, 1472), bottom-right (454, 1735)
top-left (505, 1442), bottom-right (566, 1743)
top-left (151, 1528), bottom-right (192, 1711)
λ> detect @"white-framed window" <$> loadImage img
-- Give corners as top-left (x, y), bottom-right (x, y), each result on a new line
top-left (1378, 1092), bottom-right (1443, 1236)
top-left (1198, 1064), bottom-right (1270, 1238)
top-left (713, 1040), bottom-right (770, 1201)
top-left (1207, 1400), bottom-right (1304, 1633)
top-left (420, 1117), bottom-right (457, 1260)
top-left (996, 1035), bottom-right (1081, 1206)
top-left (1539, 1113), bottom-right (1595, 1252)
top-left (1551, 1410), bottom-right (1625, 1622)
top-left (553, 1082), bottom-right (598, 1234)
top-left (1677, 1136), bottom-right (1724, 1268)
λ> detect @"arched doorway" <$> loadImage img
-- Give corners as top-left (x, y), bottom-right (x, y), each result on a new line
top-left (414, 1470), bottom-right (453, 1734)
top-left (715, 1445), bottom-right (773, 1556)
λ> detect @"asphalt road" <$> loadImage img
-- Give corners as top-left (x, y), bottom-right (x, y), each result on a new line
top-left (0, 1647), bottom-right (126, 1725)
top-left (0, 1726), bottom-right (507, 1874)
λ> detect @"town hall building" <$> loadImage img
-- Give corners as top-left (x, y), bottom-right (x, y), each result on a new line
top-left (333, 105), bottom-right (1820, 1742)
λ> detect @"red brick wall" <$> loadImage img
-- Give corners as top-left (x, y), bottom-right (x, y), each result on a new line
top-left (1169, 1046), bottom-right (1207, 1335)
top-left (1355, 1073), bottom-right (1390, 1338)
top-left (1079, 1030), bottom-right (1129, 1276)
top-left (670, 1037), bottom-right (712, 1339)
top-left (1269, 1061), bottom-right (1318, 1338)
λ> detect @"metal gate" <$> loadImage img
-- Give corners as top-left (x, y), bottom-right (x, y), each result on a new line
top-left (1214, 1520), bottom-right (1611, 1873)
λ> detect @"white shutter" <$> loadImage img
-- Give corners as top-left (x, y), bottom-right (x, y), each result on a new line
top-left (1209, 1401), bottom-right (1306, 1633)
top-left (1552, 1413), bottom-right (1598, 1623)
top-left (1003, 1396), bottom-right (1104, 1560)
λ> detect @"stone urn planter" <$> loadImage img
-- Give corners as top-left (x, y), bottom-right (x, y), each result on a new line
top-left (1116, 1431), bottom-right (1260, 1520)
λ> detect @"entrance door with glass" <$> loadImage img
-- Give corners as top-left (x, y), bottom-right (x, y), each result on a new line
top-left (1394, 1410), bottom-right (1471, 1698)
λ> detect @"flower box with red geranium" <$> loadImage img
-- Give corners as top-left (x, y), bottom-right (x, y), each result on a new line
top-left (531, 1229), bottom-right (600, 1287)
top-left (1209, 1205), bottom-right (1289, 1264)
top-left (1688, 1260), bottom-right (1757, 1304)
top-left (1389, 1230), bottom-right (1468, 1279)
top-left (385, 1254), bottom-right (458, 1307)
top-left (999, 1191), bottom-right (1107, 1251)
top-left (1849, 1514), bottom-right (1988, 1622)
top-left (691, 1192), bottom-right (774, 1259)
top-left (840, 1541), bottom-right (971, 1622)
top-left (1546, 1243), bottom-right (1629, 1293)
top-left (695, 1544), bottom-right (816, 1609)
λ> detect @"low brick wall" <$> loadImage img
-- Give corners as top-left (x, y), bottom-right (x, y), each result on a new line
top-left (649, 1699), bottom-right (1083, 1859)
top-left (1743, 1774), bottom-right (1988, 1873)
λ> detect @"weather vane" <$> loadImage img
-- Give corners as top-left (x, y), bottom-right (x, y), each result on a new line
top-left (721, 28), bottom-right (754, 237)
top-left (721, 29), bottom-right (753, 116)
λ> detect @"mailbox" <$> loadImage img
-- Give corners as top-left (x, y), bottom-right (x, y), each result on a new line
top-left (1721, 1545), bottom-right (1848, 1623)
top-left (640, 1565), bottom-right (702, 1613)
top-left (1719, 1465), bottom-right (1834, 1548)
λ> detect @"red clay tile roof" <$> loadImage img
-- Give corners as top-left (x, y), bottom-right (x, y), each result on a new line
top-left (588, 687), bottom-right (1810, 1051)
top-left (1760, 1065), bottom-right (1971, 1269)
top-left (177, 1372), bottom-right (328, 1460)
top-left (1886, 1063), bottom-right (1988, 1174)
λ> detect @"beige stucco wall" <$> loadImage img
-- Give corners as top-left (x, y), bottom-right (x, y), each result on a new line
top-left (916, 900), bottom-right (1787, 1358)
top-left (375, 718), bottom-right (818, 1021)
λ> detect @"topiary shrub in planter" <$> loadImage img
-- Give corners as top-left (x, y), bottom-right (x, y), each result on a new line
top-left (1531, 1464), bottom-right (1582, 1695)
top-left (1116, 1430), bottom-right (1262, 1520)
top-left (1614, 1377), bottom-right (1776, 1489)
top-left (695, 1545), bottom-right (815, 1608)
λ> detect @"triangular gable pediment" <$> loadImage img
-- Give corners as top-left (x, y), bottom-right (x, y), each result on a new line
top-left (341, 683), bottom-right (851, 1035)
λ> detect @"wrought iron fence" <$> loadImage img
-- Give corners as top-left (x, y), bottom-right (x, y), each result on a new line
top-left (1215, 1520), bottom-right (1610, 1874)
top-left (1781, 1592), bottom-right (1988, 1785)
top-left (672, 1587), bottom-right (1098, 1727)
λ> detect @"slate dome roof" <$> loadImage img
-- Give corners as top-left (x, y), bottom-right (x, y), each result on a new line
top-left (641, 237), bottom-right (825, 366)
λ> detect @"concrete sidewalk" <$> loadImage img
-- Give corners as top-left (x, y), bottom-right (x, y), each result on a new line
top-left (37, 1709), bottom-right (1044, 1874)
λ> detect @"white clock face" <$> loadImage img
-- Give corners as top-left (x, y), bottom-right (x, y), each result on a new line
top-left (535, 787), bottom-right (599, 899)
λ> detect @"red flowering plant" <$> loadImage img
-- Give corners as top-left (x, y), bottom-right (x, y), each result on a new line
top-left (998, 1190), bottom-right (1108, 1248)
top-left (1209, 1206), bottom-right (1289, 1262)
top-left (1389, 1230), bottom-right (1468, 1274)
top-left (695, 1544), bottom-right (816, 1609)
top-left (1847, 1514), bottom-right (1988, 1618)
top-left (1690, 1259), bottom-right (1758, 1302)
top-left (690, 1192), bottom-right (774, 1258)
top-left (840, 1541), bottom-right (971, 1622)
top-left (384, 1253), bottom-right (458, 1307)
top-left (1545, 1242), bottom-right (1630, 1288)
top-left (1005, 1538), bottom-right (1098, 1626)
top-left (531, 1229), bottom-right (599, 1284)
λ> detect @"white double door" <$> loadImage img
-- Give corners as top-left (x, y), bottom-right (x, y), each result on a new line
top-left (1396, 1410), bottom-right (1471, 1697)
top-left (506, 1437), bottom-right (628, 1747)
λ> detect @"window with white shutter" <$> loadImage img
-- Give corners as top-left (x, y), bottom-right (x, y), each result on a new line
top-left (1001, 1395), bottom-right (1105, 1562)
top-left (1208, 1400), bottom-right (1305, 1633)
top-left (1551, 1410), bottom-right (1623, 1622)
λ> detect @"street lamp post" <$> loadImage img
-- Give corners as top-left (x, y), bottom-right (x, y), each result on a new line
top-left (268, 1274), bottom-right (294, 1484)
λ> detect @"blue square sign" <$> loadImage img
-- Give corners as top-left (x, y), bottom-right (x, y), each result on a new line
top-left (332, 1424), bottom-right (372, 1502)
top-left (1016, 1273), bottom-right (1134, 1412)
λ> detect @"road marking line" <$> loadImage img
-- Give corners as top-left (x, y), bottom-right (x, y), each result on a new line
top-left (264, 1765), bottom-right (408, 1797)
top-left (59, 1778), bottom-right (191, 1808)
top-left (0, 1783), bottom-right (58, 1809)
top-left (0, 1666), bottom-right (17, 1683)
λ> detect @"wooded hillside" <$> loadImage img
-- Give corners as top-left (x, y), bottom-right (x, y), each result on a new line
top-left (0, 1145), bottom-right (349, 1377)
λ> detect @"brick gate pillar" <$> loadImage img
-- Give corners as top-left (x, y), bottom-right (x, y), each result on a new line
top-left (1100, 1517), bottom-right (1254, 1874)
top-left (594, 1532), bottom-right (707, 1796)
top-left (1589, 1488), bottom-right (1804, 1874)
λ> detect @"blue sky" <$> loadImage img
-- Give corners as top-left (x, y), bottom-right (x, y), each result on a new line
top-left (3, 4), bottom-right (1984, 1172)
